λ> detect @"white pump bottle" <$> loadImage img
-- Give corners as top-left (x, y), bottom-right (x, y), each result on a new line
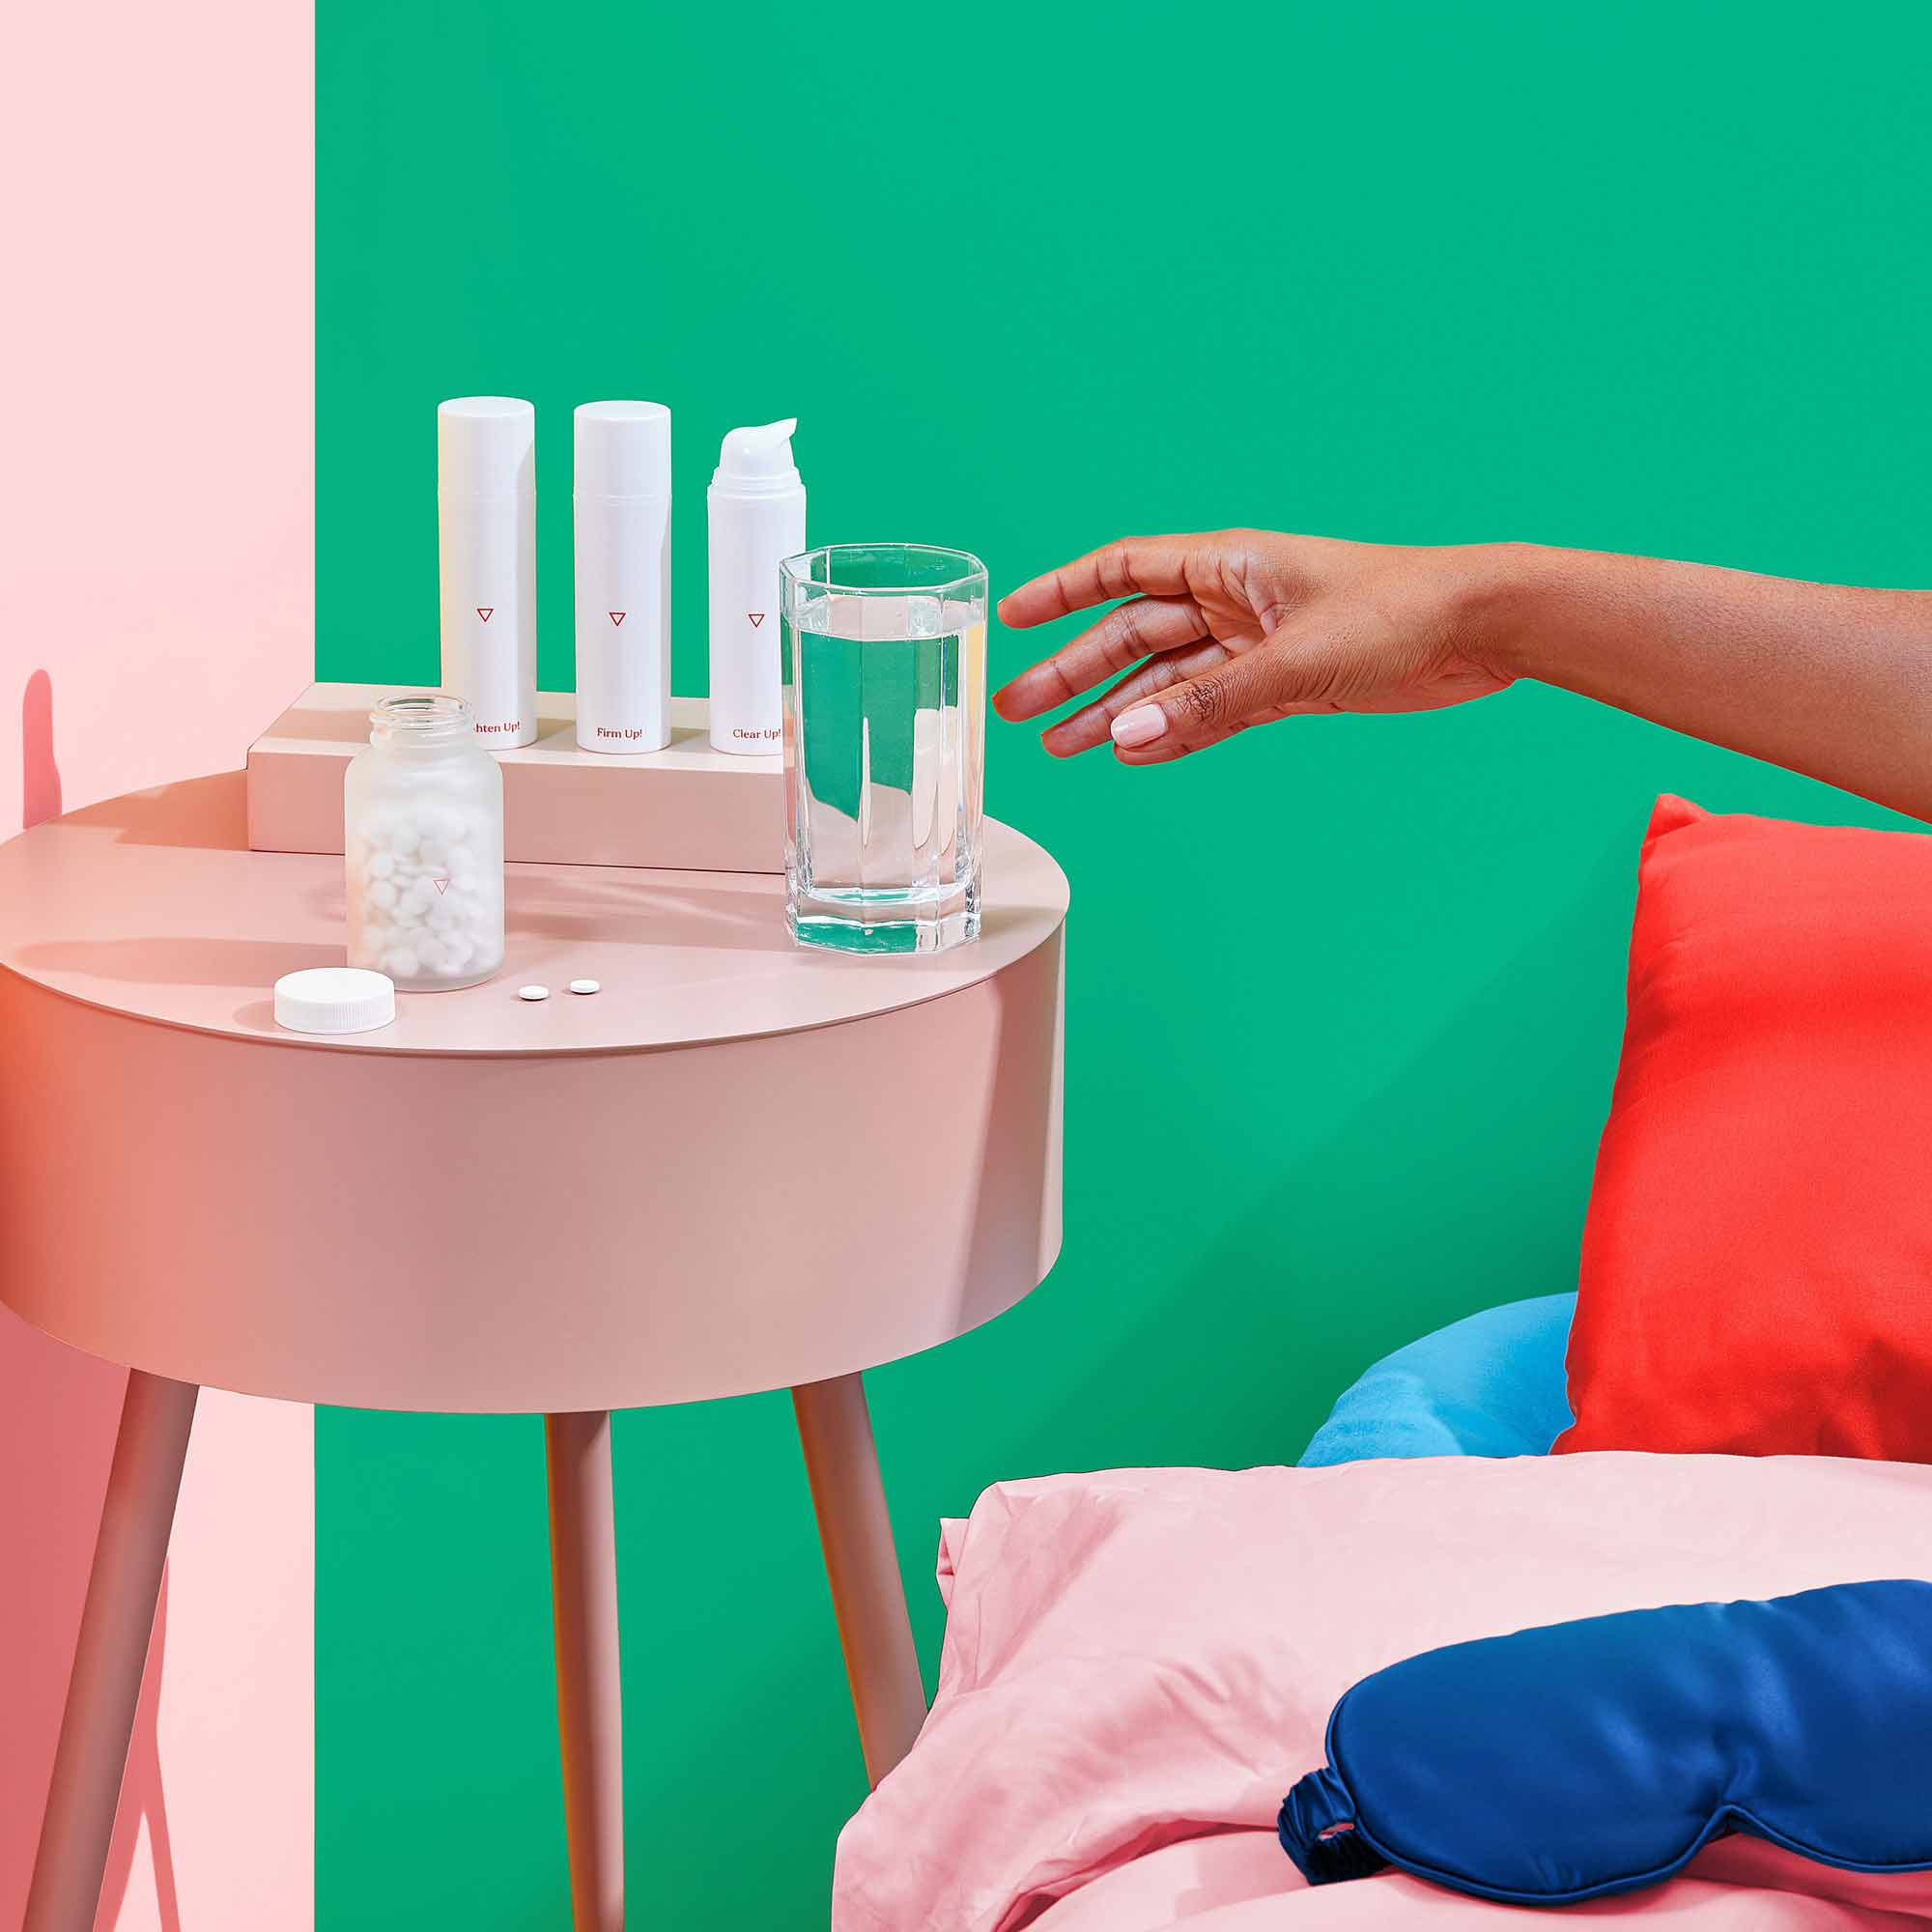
top-left (707, 417), bottom-right (804, 754)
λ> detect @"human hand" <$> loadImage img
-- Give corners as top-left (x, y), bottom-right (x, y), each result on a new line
top-left (992, 529), bottom-right (1516, 763)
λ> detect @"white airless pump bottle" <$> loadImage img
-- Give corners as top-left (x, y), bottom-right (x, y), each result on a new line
top-left (574, 401), bottom-right (672, 753)
top-left (708, 417), bottom-right (805, 754)
top-left (438, 396), bottom-right (537, 748)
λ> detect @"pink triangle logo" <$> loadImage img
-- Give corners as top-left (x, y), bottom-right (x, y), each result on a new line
top-left (609, 611), bottom-right (626, 627)
top-left (433, 877), bottom-right (451, 895)
top-left (476, 607), bottom-right (494, 622)
top-left (747, 611), bottom-right (765, 628)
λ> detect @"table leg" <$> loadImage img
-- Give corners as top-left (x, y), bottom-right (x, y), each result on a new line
top-left (24, 1370), bottom-right (198, 1932)
top-left (546, 1410), bottom-right (624, 1932)
top-left (791, 1372), bottom-right (926, 1787)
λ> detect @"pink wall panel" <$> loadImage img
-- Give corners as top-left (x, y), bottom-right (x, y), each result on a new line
top-left (0, 1), bottom-right (316, 1925)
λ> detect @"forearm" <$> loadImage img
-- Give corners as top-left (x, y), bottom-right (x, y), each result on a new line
top-left (1471, 545), bottom-right (1932, 820)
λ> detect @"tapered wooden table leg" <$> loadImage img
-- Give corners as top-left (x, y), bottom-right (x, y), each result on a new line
top-left (25, 1370), bottom-right (198, 1932)
top-left (546, 1410), bottom-right (625, 1932)
top-left (792, 1372), bottom-right (927, 1786)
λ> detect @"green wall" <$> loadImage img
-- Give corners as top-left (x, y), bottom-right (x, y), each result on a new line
top-left (316, 2), bottom-right (1929, 1922)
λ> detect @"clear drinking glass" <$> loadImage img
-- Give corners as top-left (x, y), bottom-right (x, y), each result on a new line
top-left (781, 544), bottom-right (987, 953)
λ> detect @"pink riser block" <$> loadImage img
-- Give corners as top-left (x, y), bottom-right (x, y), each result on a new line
top-left (248, 685), bottom-right (787, 874)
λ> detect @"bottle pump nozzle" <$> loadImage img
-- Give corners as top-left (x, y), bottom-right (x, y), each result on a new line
top-left (714, 417), bottom-right (800, 490)
top-left (707, 416), bottom-right (806, 753)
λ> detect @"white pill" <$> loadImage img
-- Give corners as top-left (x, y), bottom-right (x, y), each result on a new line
top-left (367, 850), bottom-right (397, 880)
top-left (383, 948), bottom-right (421, 980)
top-left (419, 838), bottom-right (447, 870)
top-left (568, 979), bottom-right (600, 995)
top-left (427, 902), bottom-right (459, 935)
top-left (390, 819), bottom-right (421, 856)
top-left (367, 879), bottom-right (399, 911)
top-left (518, 983), bottom-right (549, 1002)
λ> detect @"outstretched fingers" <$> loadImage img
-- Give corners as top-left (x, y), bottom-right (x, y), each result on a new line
top-left (1108, 633), bottom-right (1343, 762)
top-left (1039, 635), bottom-right (1244, 755)
top-left (993, 596), bottom-right (1206, 722)
top-left (997, 536), bottom-right (1205, 630)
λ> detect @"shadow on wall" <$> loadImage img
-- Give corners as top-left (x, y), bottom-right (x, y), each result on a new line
top-left (24, 669), bottom-right (61, 828)
top-left (0, 1312), bottom-right (127, 1926)
top-left (0, 670), bottom-right (179, 1926)
top-left (96, 1573), bottom-right (182, 1932)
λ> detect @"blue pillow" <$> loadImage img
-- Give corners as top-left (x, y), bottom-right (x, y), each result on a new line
top-left (1298, 1293), bottom-right (1575, 1466)
top-left (1278, 1579), bottom-right (1932, 1906)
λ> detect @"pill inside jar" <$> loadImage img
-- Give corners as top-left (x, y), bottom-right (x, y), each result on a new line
top-left (344, 695), bottom-right (506, 993)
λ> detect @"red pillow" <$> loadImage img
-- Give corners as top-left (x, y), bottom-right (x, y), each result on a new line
top-left (1555, 795), bottom-right (1932, 1462)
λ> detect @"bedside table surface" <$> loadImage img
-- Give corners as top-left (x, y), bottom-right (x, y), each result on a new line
top-left (0, 770), bottom-right (1066, 1411)
top-left (0, 767), bottom-right (1066, 1055)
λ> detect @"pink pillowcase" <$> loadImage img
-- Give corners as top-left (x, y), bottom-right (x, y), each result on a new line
top-left (832, 1454), bottom-right (1932, 1932)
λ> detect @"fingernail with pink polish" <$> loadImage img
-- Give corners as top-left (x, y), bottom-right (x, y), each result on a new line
top-left (1111, 705), bottom-right (1167, 748)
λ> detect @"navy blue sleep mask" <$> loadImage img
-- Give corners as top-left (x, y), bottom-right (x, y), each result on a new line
top-left (1278, 1578), bottom-right (1932, 1906)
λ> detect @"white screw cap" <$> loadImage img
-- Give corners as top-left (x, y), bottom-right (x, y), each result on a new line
top-left (438, 397), bottom-right (535, 499)
top-left (274, 968), bottom-right (396, 1035)
top-left (575, 402), bottom-right (670, 501)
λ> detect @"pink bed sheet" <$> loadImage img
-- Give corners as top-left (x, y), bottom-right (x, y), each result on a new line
top-left (1029, 1831), bottom-right (1932, 1931)
top-left (832, 1453), bottom-right (1932, 1932)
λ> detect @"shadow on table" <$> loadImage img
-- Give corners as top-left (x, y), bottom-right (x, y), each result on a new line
top-left (265, 696), bottom-right (578, 746)
top-left (15, 935), bottom-right (341, 987)
top-left (251, 695), bottom-right (369, 745)
top-left (507, 871), bottom-right (782, 952)
top-left (56, 772), bottom-right (248, 852)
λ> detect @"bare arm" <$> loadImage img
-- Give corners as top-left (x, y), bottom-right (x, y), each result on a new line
top-left (1478, 547), bottom-right (1932, 817)
top-left (992, 532), bottom-right (1932, 821)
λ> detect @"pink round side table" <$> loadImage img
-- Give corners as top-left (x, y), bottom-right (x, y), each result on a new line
top-left (0, 771), bottom-right (1066, 1932)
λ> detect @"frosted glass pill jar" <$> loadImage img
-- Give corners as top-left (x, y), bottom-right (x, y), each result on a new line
top-left (345, 695), bottom-right (505, 991)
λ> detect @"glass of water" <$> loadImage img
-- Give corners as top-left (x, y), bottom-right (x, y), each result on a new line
top-left (781, 543), bottom-right (987, 953)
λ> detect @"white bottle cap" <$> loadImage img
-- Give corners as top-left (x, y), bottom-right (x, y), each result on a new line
top-left (273, 968), bottom-right (396, 1035)
top-left (438, 397), bottom-right (535, 498)
top-left (712, 417), bottom-right (800, 495)
top-left (576, 401), bottom-right (671, 501)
